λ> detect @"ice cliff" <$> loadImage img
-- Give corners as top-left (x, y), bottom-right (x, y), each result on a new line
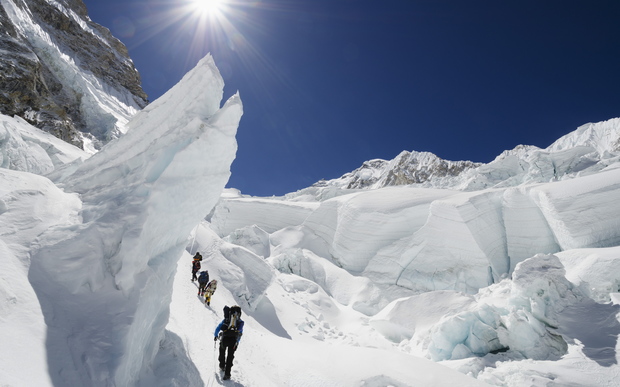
top-left (26, 54), bottom-right (242, 386)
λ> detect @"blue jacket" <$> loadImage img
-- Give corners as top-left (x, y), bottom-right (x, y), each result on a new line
top-left (214, 319), bottom-right (244, 343)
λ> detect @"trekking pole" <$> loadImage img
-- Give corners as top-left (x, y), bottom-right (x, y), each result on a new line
top-left (206, 339), bottom-right (217, 387)
top-left (213, 339), bottom-right (217, 368)
top-left (213, 339), bottom-right (218, 384)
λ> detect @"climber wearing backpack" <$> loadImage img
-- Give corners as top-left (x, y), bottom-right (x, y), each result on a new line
top-left (197, 270), bottom-right (209, 296)
top-left (214, 305), bottom-right (244, 380)
top-left (191, 253), bottom-right (202, 282)
top-left (203, 279), bottom-right (217, 306)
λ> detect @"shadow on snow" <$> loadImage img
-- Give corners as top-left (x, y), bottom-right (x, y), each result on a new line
top-left (558, 299), bottom-right (620, 367)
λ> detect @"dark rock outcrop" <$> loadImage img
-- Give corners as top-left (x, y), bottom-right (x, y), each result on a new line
top-left (0, 0), bottom-right (147, 149)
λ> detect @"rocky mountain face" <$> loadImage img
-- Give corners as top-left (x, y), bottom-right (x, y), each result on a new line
top-left (0, 0), bottom-right (147, 150)
top-left (314, 151), bottom-right (481, 190)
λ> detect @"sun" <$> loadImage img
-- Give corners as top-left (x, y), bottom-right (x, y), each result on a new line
top-left (191, 0), bottom-right (225, 16)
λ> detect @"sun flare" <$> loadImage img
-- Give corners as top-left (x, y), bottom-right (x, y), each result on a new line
top-left (192, 0), bottom-right (225, 16)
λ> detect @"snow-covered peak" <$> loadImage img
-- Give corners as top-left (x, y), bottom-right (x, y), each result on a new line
top-left (291, 117), bottom-right (620, 201)
top-left (314, 150), bottom-right (481, 191)
top-left (547, 117), bottom-right (620, 155)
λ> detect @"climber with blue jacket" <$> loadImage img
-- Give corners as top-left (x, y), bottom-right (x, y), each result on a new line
top-left (214, 305), bottom-right (244, 380)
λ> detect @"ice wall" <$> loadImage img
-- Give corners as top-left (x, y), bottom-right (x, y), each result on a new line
top-left (530, 167), bottom-right (620, 250)
top-left (209, 196), bottom-right (317, 236)
top-left (304, 187), bottom-right (457, 273)
top-left (211, 165), bottom-right (620, 296)
top-left (502, 186), bottom-right (560, 271)
top-left (0, 168), bottom-right (82, 386)
top-left (28, 54), bottom-right (242, 387)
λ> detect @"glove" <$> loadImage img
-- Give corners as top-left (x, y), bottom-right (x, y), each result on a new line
top-left (214, 336), bottom-right (218, 342)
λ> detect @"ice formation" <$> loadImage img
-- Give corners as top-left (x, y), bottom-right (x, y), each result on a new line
top-left (199, 118), bottom-right (620, 385)
top-left (423, 254), bottom-right (580, 362)
top-left (0, 114), bottom-right (89, 173)
top-left (211, 166), bottom-right (620, 296)
top-left (23, 54), bottom-right (241, 386)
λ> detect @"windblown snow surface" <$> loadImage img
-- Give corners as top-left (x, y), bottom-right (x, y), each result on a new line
top-left (2, 55), bottom-right (620, 386)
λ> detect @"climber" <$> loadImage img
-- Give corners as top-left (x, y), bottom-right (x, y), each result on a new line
top-left (197, 270), bottom-right (209, 296)
top-left (214, 305), bottom-right (244, 380)
top-left (204, 279), bottom-right (217, 305)
top-left (191, 252), bottom-right (202, 282)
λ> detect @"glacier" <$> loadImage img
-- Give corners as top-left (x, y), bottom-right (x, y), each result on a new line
top-left (211, 164), bottom-right (620, 297)
top-left (202, 117), bottom-right (620, 384)
top-left (1, 54), bottom-right (620, 386)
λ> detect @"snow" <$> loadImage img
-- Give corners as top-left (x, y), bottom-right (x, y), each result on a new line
top-left (0, 114), bottom-right (90, 174)
top-left (203, 115), bottom-right (620, 384)
top-left (299, 117), bottom-right (620, 198)
top-left (0, 168), bottom-right (81, 387)
top-left (168, 232), bottom-right (491, 387)
top-left (556, 246), bottom-right (620, 302)
top-left (2, 54), bottom-right (620, 386)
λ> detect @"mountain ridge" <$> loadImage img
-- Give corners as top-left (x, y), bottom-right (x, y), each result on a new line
top-left (292, 118), bottom-right (620, 201)
top-left (0, 0), bottom-right (147, 151)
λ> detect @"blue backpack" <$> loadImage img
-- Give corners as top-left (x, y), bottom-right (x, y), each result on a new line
top-left (198, 270), bottom-right (209, 284)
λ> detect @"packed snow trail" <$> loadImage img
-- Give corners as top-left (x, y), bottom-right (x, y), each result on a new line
top-left (168, 252), bottom-right (249, 386)
top-left (165, 225), bottom-right (492, 387)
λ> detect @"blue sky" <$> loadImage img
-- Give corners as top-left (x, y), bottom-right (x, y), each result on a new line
top-left (82, 0), bottom-right (620, 196)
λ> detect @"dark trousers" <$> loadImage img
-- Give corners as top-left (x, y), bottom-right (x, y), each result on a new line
top-left (191, 269), bottom-right (199, 281)
top-left (218, 336), bottom-right (237, 377)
